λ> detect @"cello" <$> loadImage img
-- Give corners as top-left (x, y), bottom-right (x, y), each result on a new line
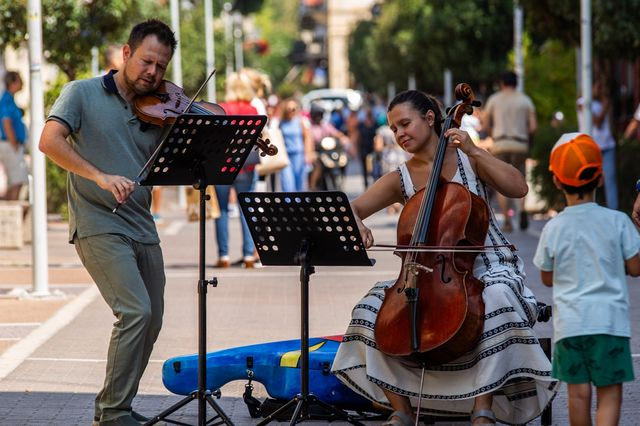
top-left (374, 83), bottom-right (488, 365)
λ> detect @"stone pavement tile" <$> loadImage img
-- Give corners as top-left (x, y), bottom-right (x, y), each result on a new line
top-left (0, 285), bottom-right (90, 357)
top-left (0, 267), bottom-right (91, 285)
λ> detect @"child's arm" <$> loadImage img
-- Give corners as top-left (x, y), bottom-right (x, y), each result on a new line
top-left (625, 253), bottom-right (640, 277)
top-left (540, 270), bottom-right (553, 287)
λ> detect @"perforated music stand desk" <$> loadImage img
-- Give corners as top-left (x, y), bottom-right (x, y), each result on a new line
top-left (138, 113), bottom-right (267, 426)
top-left (239, 191), bottom-right (374, 425)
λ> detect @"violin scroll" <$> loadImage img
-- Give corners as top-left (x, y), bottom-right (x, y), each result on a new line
top-left (255, 137), bottom-right (278, 157)
top-left (448, 83), bottom-right (482, 128)
top-left (454, 83), bottom-right (474, 103)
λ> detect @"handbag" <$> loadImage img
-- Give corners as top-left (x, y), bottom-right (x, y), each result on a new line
top-left (256, 127), bottom-right (290, 177)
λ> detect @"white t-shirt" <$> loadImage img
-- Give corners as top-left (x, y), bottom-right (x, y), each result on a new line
top-left (533, 203), bottom-right (640, 342)
top-left (634, 103), bottom-right (640, 121)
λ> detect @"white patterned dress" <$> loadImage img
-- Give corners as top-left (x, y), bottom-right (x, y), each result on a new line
top-left (332, 150), bottom-right (557, 425)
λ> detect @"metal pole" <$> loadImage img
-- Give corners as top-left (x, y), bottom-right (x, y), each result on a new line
top-left (233, 12), bottom-right (244, 71)
top-left (408, 73), bottom-right (416, 91)
top-left (444, 69), bottom-right (453, 108)
top-left (204, 0), bottom-right (216, 101)
top-left (224, 2), bottom-right (233, 79)
top-left (580, 0), bottom-right (592, 134)
top-left (387, 81), bottom-right (396, 103)
top-left (91, 46), bottom-right (99, 76)
top-left (170, 0), bottom-right (187, 208)
top-left (514, 1), bottom-right (524, 91)
top-left (27, 0), bottom-right (49, 296)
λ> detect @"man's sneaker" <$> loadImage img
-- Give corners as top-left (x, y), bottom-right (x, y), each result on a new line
top-left (131, 411), bottom-right (150, 422)
top-left (96, 414), bottom-right (140, 425)
top-left (94, 411), bottom-right (149, 425)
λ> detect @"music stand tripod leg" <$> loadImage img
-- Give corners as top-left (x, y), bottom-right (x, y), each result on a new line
top-left (256, 241), bottom-right (364, 426)
top-left (145, 185), bottom-right (233, 426)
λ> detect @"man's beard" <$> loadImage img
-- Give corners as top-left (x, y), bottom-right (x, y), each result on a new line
top-left (123, 68), bottom-right (156, 96)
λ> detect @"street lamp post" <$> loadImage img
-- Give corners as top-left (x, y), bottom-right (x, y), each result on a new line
top-left (580, 0), bottom-right (592, 134)
top-left (27, 0), bottom-right (49, 296)
top-left (233, 12), bottom-right (244, 71)
top-left (204, 0), bottom-right (216, 102)
top-left (514, 1), bottom-right (524, 92)
top-left (224, 2), bottom-right (233, 78)
top-left (170, 0), bottom-right (187, 208)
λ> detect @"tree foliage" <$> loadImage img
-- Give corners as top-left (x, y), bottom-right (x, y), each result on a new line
top-left (521, 0), bottom-right (640, 213)
top-left (0, 0), bottom-right (142, 80)
top-left (349, 0), bottom-right (514, 97)
top-left (521, 0), bottom-right (640, 59)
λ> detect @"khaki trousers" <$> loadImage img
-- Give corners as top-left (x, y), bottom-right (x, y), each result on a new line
top-left (75, 233), bottom-right (165, 422)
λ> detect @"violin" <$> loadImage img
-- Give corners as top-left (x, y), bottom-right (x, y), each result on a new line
top-left (112, 71), bottom-right (278, 214)
top-left (134, 79), bottom-right (226, 126)
top-left (374, 84), bottom-right (488, 365)
top-left (133, 72), bottom-right (277, 156)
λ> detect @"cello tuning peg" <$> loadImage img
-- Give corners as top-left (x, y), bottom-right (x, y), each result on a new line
top-left (472, 100), bottom-right (482, 107)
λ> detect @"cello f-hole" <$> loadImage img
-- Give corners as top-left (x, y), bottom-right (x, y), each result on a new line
top-left (436, 254), bottom-right (451, 283)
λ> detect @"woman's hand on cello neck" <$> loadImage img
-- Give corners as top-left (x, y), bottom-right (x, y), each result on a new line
top-left (444, 128), bottom-right (479, 157)
top-left (445, 127), bottom-right (528, 199)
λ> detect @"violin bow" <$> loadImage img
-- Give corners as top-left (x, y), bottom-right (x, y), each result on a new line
top-left (183, 69), bottom-right (217, 113)
top-left (368, 243), bottom-right (516, 253)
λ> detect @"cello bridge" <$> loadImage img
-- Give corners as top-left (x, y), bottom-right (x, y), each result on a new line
top-left (405, 262), bottom-right (433, 275)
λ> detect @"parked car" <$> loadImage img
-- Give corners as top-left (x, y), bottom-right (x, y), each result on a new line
top-left (301, 88), bottom-right (363, 115)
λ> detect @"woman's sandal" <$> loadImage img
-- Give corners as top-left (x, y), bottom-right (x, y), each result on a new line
top-left (381, 410), bottom-right (414, 426)
top-left (471, 408), bottom-right (497, 425)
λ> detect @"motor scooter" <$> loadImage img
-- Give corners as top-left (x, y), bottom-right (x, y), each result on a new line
top-left (315, 136), bottom-right (348, 191)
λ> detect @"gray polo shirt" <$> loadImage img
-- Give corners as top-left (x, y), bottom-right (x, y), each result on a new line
top-left (48, 71), bottom-right (162, 244)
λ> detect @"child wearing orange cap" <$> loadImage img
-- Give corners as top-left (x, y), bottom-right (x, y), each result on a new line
top-left (533, 133), bottom-right (640, 425)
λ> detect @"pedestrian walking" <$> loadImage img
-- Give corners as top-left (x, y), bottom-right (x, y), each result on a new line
top-left (213, 71), bottom-right (259, 269)
top-left (534, 132), bottom-right (640, 425)
top-left (332, 90), bottom-right (556, 426)
top-left (577, 80), bottom-right (618, 209)
top-left (357, 108), bottom-right (378, 189)
top-left (39, 19), bottom-right (176, 426)
top-left (278, 98), bottom-right (312, 192)
top-left (0, 71), bottom-right (29, 200)
top-left (483, 70), bottom-right (537, 231)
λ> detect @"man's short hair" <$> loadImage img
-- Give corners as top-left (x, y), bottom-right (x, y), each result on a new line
top-left (127, 19), bottom-right (177, 55)
top-left (500, 71), bottom-right (518, 88)
top-left (4, 71), bottom-right (21, 88)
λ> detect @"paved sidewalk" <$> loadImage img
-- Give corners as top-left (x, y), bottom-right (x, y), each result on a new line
top-left (1, 181), bottom-right (639, 425)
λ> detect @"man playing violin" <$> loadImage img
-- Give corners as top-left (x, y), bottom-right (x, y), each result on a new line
top-left (39, 19), bottom-right (176, 426)
top-left (331, 90), bottom-right (556, 425)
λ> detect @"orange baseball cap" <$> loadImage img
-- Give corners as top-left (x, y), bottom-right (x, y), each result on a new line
top-left (549, 133), bottom-right (602, 187)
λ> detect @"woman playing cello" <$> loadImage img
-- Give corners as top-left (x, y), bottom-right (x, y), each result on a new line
top-left (331, 90), bottom-right (556, 425)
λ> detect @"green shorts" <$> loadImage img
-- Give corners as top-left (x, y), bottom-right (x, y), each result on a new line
top-left (553, 334), bottom-right (635, 386)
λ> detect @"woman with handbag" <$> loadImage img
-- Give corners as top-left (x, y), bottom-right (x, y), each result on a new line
top-left (214, 72), bottom-right (259, 268)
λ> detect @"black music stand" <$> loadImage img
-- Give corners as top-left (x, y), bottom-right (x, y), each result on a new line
top-left (238, 192), bottom-right (374, 426)
top-left (133, 113), bottom-right (267, 426)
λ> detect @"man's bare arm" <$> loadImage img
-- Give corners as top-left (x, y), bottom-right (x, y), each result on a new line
top-left (39, 120), bottom-right (135, 203)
